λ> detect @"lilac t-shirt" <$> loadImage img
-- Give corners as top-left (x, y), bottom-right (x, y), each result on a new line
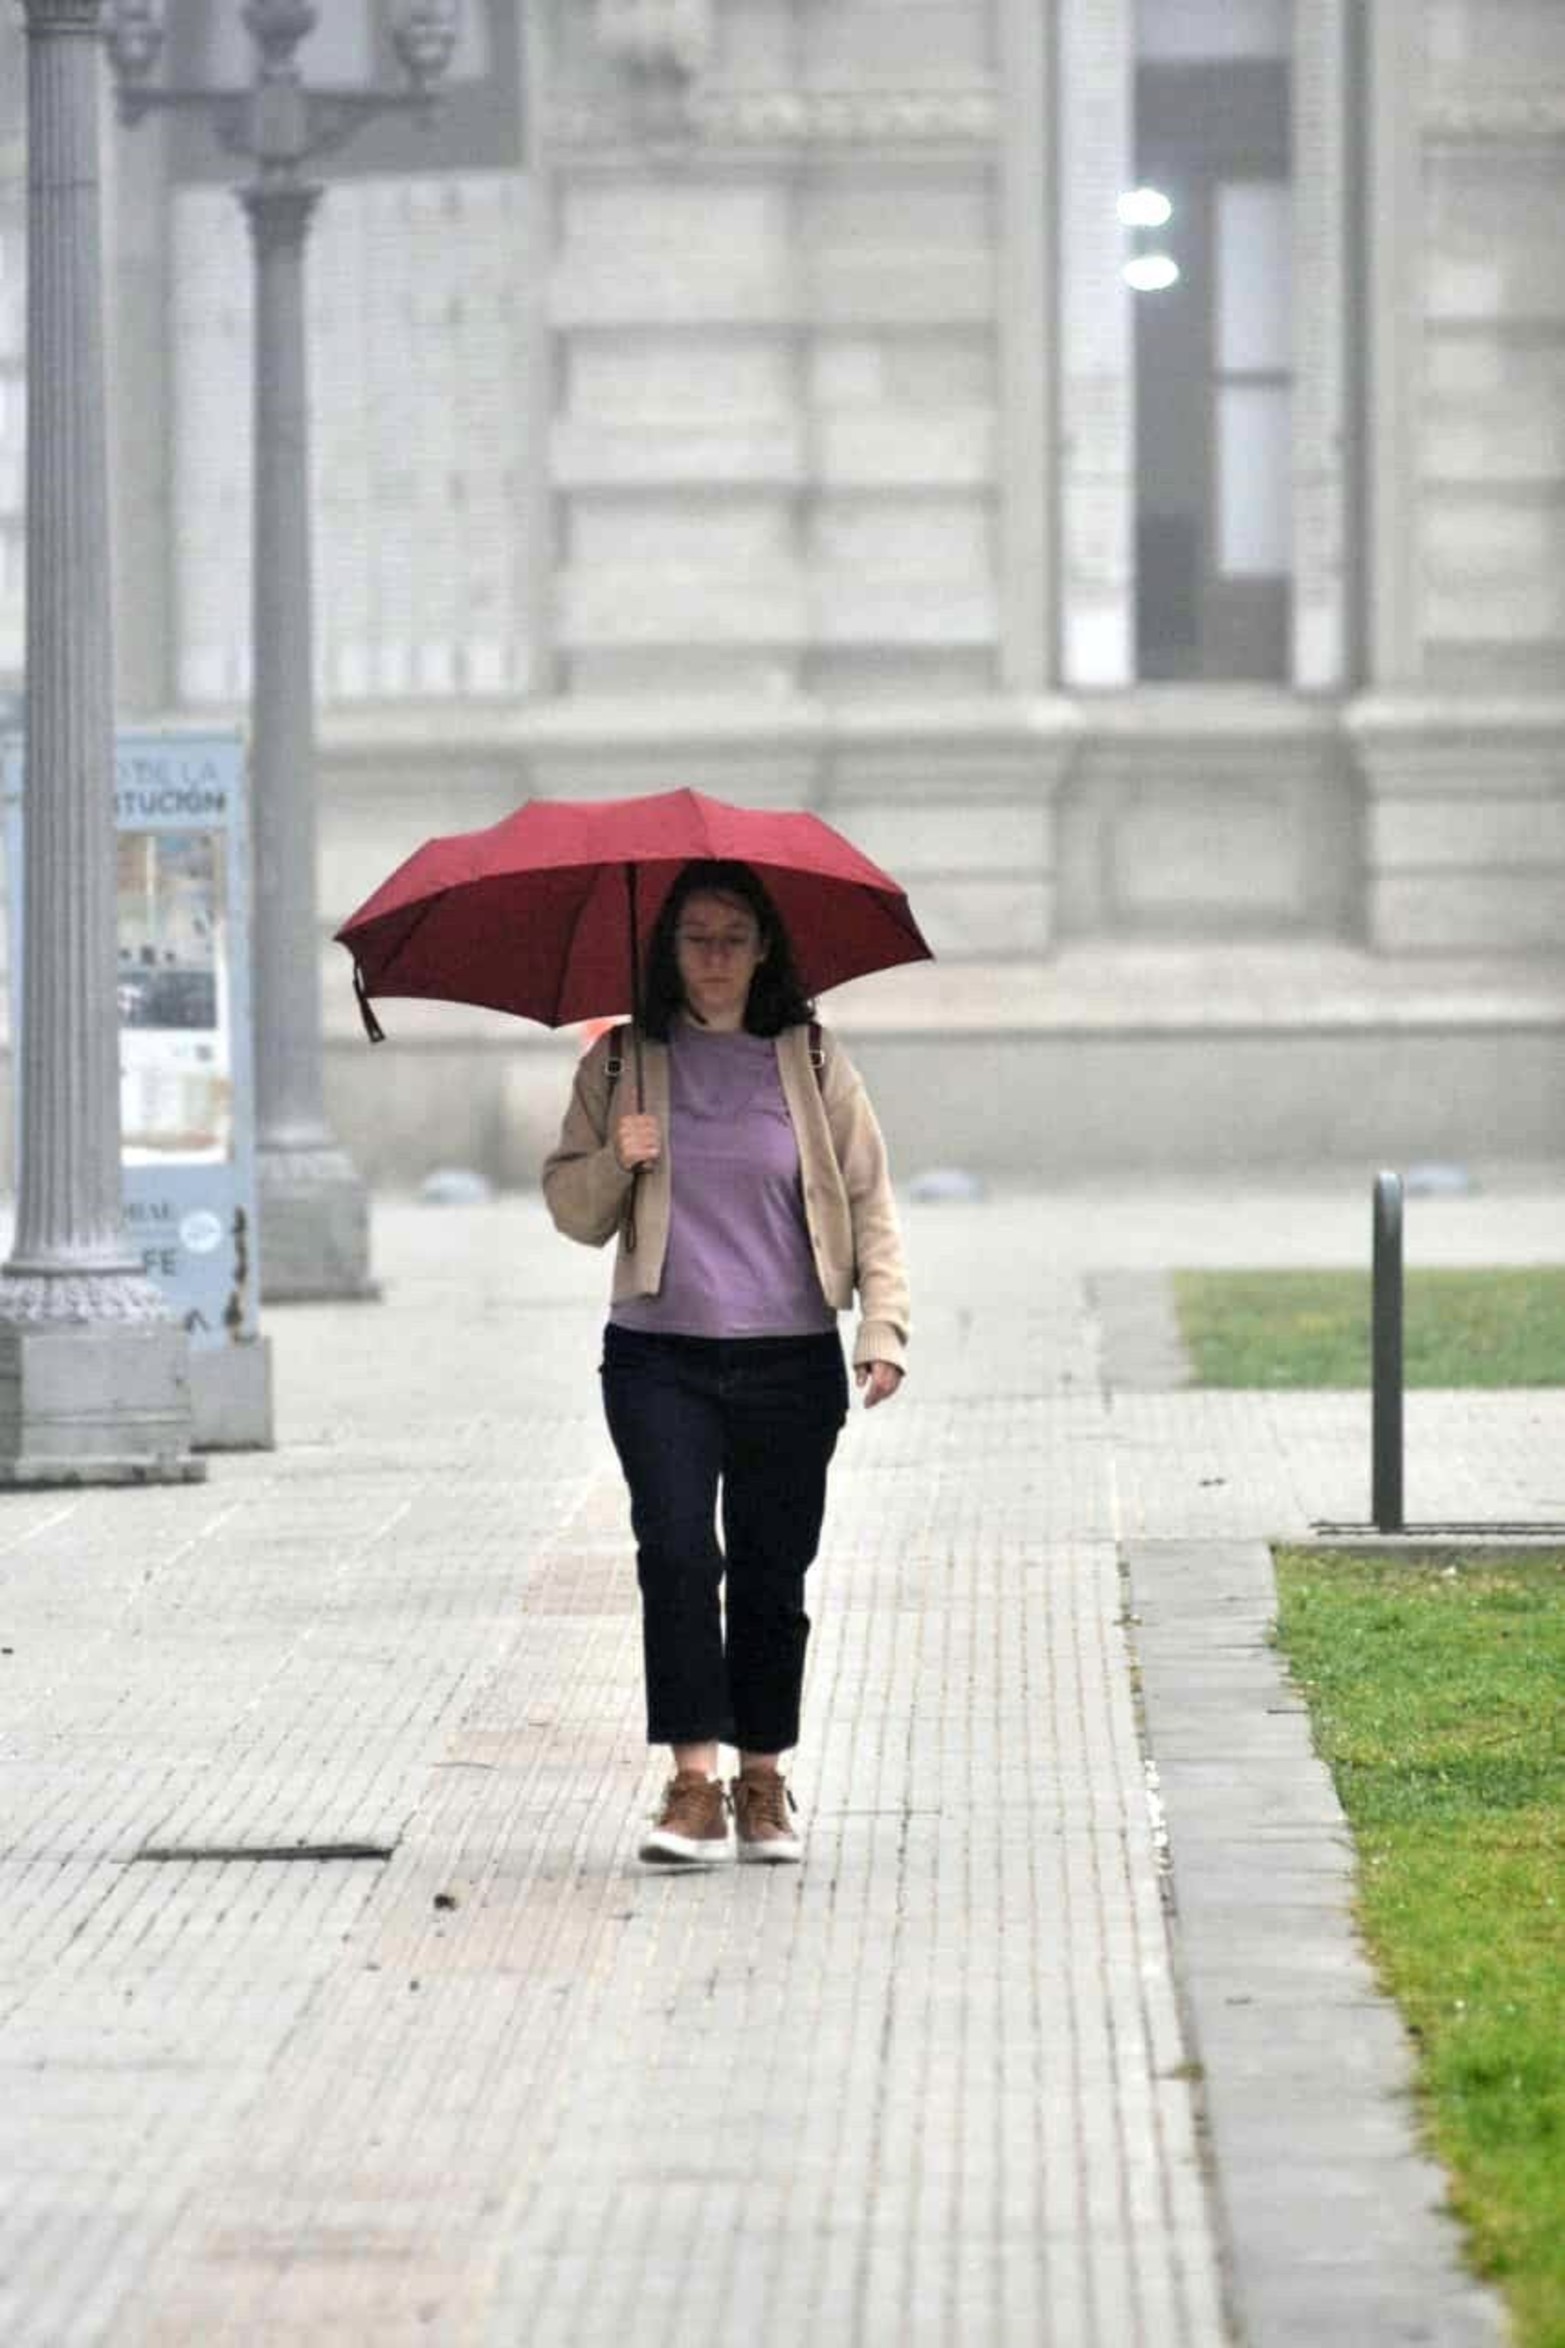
top-left (611, 1022), bottom-right (836, 1340)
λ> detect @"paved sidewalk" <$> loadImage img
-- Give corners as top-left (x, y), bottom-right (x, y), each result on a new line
top-left (1, 1173), bottom-right (1559, 2345)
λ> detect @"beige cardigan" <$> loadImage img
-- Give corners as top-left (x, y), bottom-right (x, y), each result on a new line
top-left (541, 1021), bottom-right (910, 1373)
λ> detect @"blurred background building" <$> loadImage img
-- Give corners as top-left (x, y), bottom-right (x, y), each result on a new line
top-left (1, 0), bottom-right (1563, 1181)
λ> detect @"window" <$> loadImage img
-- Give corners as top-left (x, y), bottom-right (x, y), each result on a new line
top-left (1132, 1), bottom-right (1293, 680)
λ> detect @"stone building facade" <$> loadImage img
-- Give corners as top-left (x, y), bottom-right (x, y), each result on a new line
top-left (1, 0), bottom-right (1563, 1179)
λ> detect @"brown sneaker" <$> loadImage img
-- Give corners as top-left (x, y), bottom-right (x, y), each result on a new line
top-left (729, 1768), bottom-right (804, 1865)
top-left (639, 1770), bottom-right (733, 1866)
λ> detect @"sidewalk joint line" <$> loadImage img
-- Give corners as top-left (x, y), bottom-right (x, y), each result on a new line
top-left (131, 1842), bottom-right (396, 1864)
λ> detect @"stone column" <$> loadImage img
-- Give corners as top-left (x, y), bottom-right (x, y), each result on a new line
top-left (997, 0), bottom-right (1054, 693)
top-left (1291, 0), bottom-right (1351, 692)
top-left (0, 0), bottom-right (198, 1484)
top-left (1365, 0), bottom-right (1424, 688)
top-left (107, 95), bottom-right (175, 717)
top-left (243, 182), bottom-right (375, 1301)
top-left (518, 3), bottom-right (559, 697)
top-left (1057, 0), bottom-right (1134, 687)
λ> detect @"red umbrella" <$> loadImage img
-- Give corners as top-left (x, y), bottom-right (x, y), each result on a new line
top-left (337, 784), bottom-right (938, 1023)
top-left (335, 787), bottom-right (933, 1094)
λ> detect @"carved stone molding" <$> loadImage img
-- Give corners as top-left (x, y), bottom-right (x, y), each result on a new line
top-left (594, 0), bottom-right (715, 135)
top-left (551, 86), bottom-right (1000, 152)
top-left (0, 1268), bottom-right (172, 1327)
top-left (1345, 694), bottom-right (1565, 754)
top-left (1423, 88), bottom-right (1565, 145)
top-left (240, 182), bottom-right (323, 255)
top-left (595, 0), bottom-right (714, 78)
top-left (21, 0), bottom-right (103, 32)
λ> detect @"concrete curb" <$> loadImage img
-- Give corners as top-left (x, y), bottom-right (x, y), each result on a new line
top-left (1304, 1532), bottom-right (1565, 1555)
top-left (1125, 1536), bottom-right (1510, 2348)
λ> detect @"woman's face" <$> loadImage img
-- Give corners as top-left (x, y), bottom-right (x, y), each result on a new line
top-left (673, 890), bottom-right (767, 1028)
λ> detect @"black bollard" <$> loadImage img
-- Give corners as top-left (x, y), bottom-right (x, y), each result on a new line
top-left (1372, 1171), bottom-right (1405, 1532)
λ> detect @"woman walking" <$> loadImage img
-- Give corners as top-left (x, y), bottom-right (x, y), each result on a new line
top-left (543, 859), bottom-right (909, 1867)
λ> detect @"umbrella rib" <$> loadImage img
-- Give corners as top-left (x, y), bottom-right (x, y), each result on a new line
top-left (553, 863), bottom-right (609, 1027)
top-left (356, 887), bottom-right (448, 989)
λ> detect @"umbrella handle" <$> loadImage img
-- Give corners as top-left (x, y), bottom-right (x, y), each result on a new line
top-left (352, 964), bottom-right (386, 1045)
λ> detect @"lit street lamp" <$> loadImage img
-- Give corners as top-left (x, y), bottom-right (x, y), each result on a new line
top-left (106, 1), bottom-right (461, 1302)
top-left (0, 0), bottom-right (200, 1485)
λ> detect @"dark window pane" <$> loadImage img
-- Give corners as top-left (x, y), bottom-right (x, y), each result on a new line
top-left (1131, 36), bottom-right (1292, 681)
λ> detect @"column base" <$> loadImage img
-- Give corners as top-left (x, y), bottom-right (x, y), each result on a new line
top-left (259, 1144), bottom-right (380, 1304)
top-left (0, 1321), bottom-right (205, 1487)
top-left (192, 1337), bottom-right (275, 1451)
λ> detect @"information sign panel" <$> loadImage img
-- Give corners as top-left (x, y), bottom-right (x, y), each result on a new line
top-left (3, 729), bottom-right (269, 1438)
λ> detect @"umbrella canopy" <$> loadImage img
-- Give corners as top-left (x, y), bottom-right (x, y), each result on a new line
top-left (335, 787), bottom-right (933, 1035)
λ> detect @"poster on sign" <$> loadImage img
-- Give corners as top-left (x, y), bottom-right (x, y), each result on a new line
top-left (117, 827), bottom-right (229, 1156)
top-left (3, 730), bottom-right (269, 1441)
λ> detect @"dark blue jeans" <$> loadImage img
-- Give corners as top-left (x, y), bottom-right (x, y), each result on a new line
top-left (600, 1324), bottom-right (849, 1752)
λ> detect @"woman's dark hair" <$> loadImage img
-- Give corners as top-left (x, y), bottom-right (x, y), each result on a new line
top-left (639, 860), bottom-right (816, 1041)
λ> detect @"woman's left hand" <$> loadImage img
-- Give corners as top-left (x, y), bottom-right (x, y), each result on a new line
top-left (855, 1361), bottom-right (903, 1410)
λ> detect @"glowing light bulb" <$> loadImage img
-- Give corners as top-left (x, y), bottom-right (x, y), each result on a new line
top-left (1119, 187), bottom-right (1174, 229)
top-left (1123, 255), bottom-right (1181, 292)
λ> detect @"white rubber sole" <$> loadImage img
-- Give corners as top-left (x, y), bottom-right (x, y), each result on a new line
top-left (736, 1836), bottom-right (803, 1865)
top-left (638, 1828), bottom-right (735, 1866)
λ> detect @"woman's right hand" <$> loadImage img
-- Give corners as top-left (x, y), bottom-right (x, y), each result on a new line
top-left (613, 1112), bottom-right (662, 1173)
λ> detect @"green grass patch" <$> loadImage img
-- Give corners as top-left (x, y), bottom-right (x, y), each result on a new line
top-left (1175, 1266), bottom-right (1565, 1387)
top-left (1272, 1548), bottom-right (1565, 2347)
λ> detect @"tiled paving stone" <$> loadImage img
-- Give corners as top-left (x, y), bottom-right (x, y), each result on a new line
top-left (10, 1181), bottom-right (1557, 2345)
top-left (1108, 1390), bottom-right (1565, 1541)
top-left (0, 1203), bottom-right (1227, 2345)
